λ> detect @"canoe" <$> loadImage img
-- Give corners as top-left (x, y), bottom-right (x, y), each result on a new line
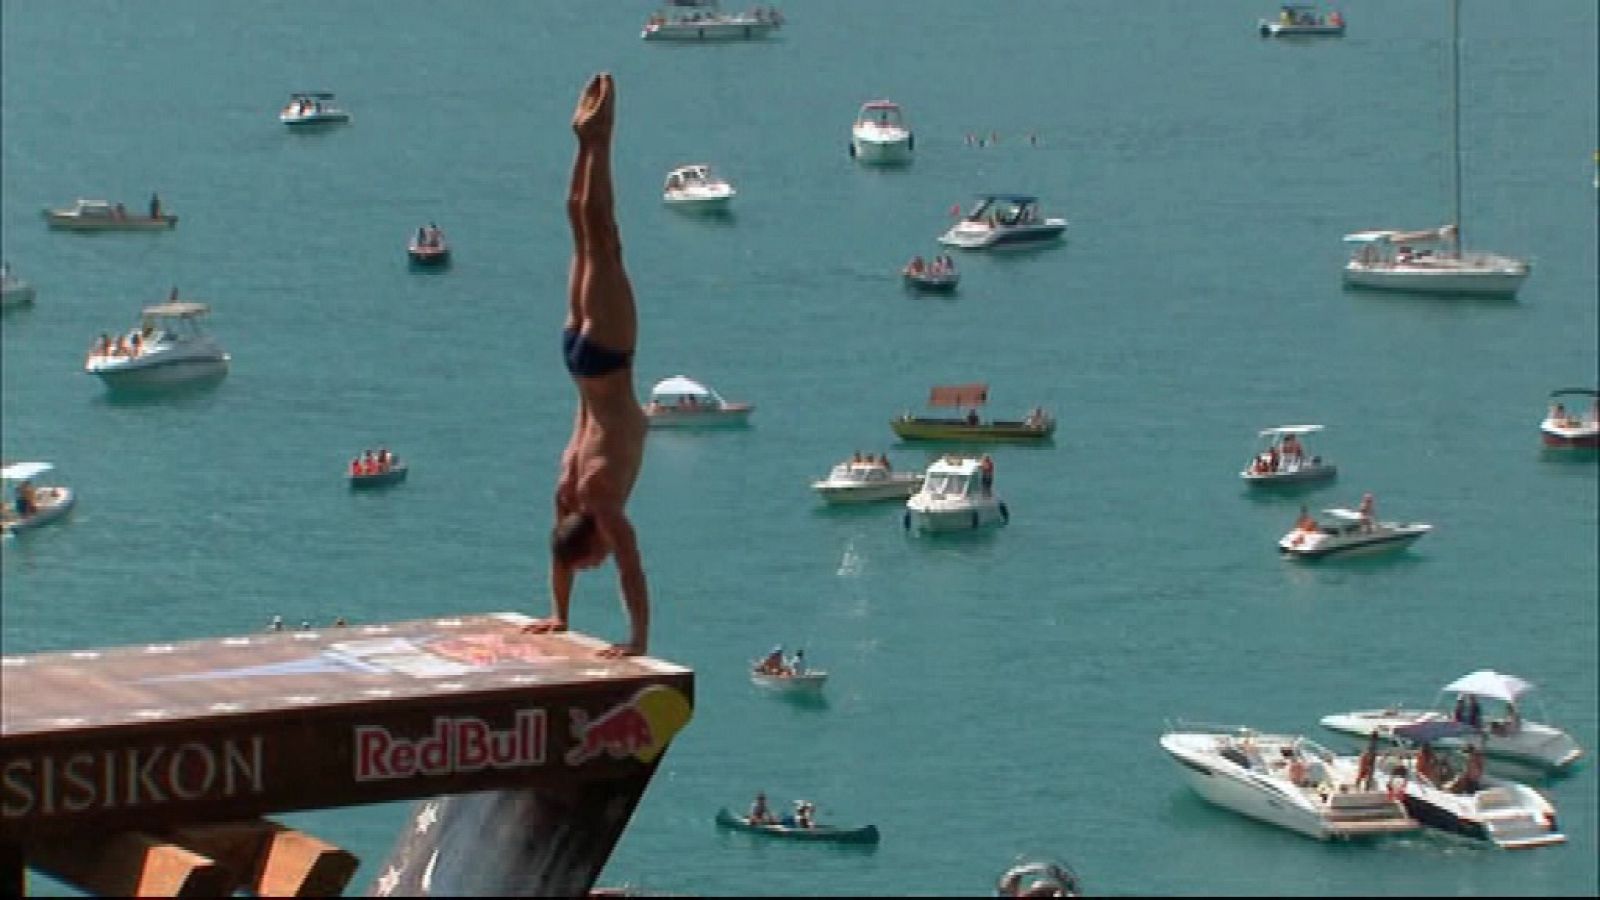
top-left (714, 808), bottom-right (879, 844)
top-left (350, 464), bottom-right (407, 489)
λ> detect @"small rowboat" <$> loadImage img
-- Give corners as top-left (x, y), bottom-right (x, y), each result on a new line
top-left (902, 267), bottom-right (958, 292)
top-left (714, 808), bottom-right (879, 844)
top-left (750, 668), bottom-right (828, 694)
top-left (350, 463), bottom-right (407, 489)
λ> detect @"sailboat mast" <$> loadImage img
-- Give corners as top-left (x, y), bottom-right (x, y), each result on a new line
top-left (1451, 0), bottom-right (1463, 254)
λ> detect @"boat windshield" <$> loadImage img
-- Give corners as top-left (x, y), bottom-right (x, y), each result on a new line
top-left (923, 470), bottom-right (971, 496)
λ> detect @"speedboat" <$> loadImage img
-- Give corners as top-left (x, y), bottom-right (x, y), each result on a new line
top-left (662, 164), bottom-right (735, 211)
top-left (1259, 4), bottom-right (1345, 37)
top-left (1159, 727), bottom-right (1418, 841)
top-left (749, 653), bottom-right (828, 694)
top-left (1343, 228), bottom-right (1528, 296)
top-left (42, 198), bottom-right (176, 232)
top-left (904, 455), bottom-right (1008, 534)
top-left (891, 383), bottom-right (1054, 442)
top-left (1539, 388), bottom-right (1598, 449)
top-left (1278, 501), bottom-right (1430, 559)
top-left (643, 375), bottom-right (753, 428)
top-left (2, 461), bottom-right (76, 539)
top-left (811, 456), bottom-right (922, 505)
top-left (642, 1), bottom-right (783, 41)
top-left (1320, 670), bottom-right (1585, 776)
top-left (1381, 722), bottom-right (1565, 849)
top-left (850, 100), bottom-right (913, 165)
top-left (407, 224), bottom-right (450, 266)
top-left (279, 92), bottom-right (351, 127)
top-left (1, 263), bottom-right (36, 308)
top-left (901, 255), bottom-right (959, 292)
top-left (1240, 425), bottom-right (1337, 485)
top-left (84, 300), bottom-right (230, 392)
top-left (938, 194), bottom-right (1066, 250)
top-left (714, 807), bottom-right (877, 844)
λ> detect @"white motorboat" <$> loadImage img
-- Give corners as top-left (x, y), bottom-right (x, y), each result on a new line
top-left (2, 461), bottom-right (76, 539)
top-left (811, 456), bottom-right (923, 505)
top-left (662, 164), bottom-right (736, 211)
top-left (1320, 670), bottom-right (1585, 776)
top-left (850, 101), bottom-right (913, 165)
top-left (1159, 727), bottom-right (1418, 841)
top-left (904, 455), bottom-right (1008, 534)
top-left (938, 194), bottom-right (1066, 250)
top-left (1240, 425), bottom-right (1337, 485)
top-left (1342, 1), bottom-right (1529, 297)
top-left (1539, 388), bottom-right (1598, 449)
top-left (642, 0), bottom-right (783, 41)
top-left (84, 300), bottom-right (230, 392)
top-left (1381, 721), bottom-right (1566, 849)
top-left (750, 647), bottom-right (826, 694)
top-left (1278, 499), bottom-right (1431, 559)
top-left (1258, 4), bottom-right (1345, 37)
top-left (643, 375), bottom-right (753, 428)
top-left (279, 92), bottom-right (351, 127)
top-left (1, 263), bottom-right (36, 308)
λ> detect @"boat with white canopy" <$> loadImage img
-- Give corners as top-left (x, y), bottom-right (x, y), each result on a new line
top-left (643, 375), bottom-right (752, 427)
top-left (1159, 726), bottom-right (1418, 841)
top-left (1278, 498), bottom-right (1430, 559)
top-left (1241, 425), bottom-right (1336, 485)
top-left (84, 299), bottom-right (231, 392)
top-left (1342, 0), bottom-right (1529, 297)
top-left (2, 461), bottom-right (76, 539)
top-left (850, 101), bottom-right (913, 165)
top-left (1320, 670), bottom-right (1585, 776)
top-left (1539, 388), bottom-right (1598, 449)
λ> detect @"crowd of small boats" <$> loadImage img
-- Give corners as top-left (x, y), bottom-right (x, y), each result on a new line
top-left (1162, 668), bottom-right (1580, 851)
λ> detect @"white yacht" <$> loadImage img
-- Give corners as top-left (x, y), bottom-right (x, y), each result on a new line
top-left (662, 164), bottom-right (736, 211)
top-left (1320, 670), bottom-right (1584, 776)
top-left (850, 101), bottom-right (913, 165)
top-left (642, 1), bottom-right (783, 41)
top-left (1342, 1), bottom-right (1529, 297)
top-left (279, 92), bottom-right (351, 127)
top-left (2, 461), bottom-right (76, 539)
top-left (1159, 727), bottom-right (1418, 841)
top-left (1381, 721), bottom-right (1566, 849)
top-left (904, 455), bottom-right (1008, 534)
top-left (1, 263), bottom-right (36, 309)
top-left (939, 195), bottom-right (1066, 250)
top-left (811, 456), bottom-right (923, 505)
top-left (643, 375), bottom-right (752, 428)
top-left (1279, 499), bottom-right (1431, 559)
top-left (84, 300), bottom-right (230, 392)
top-left (1241, 425), bottom-right (1337, 485)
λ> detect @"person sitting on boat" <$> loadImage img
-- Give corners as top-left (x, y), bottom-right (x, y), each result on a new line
top-left (362, 450), bottom-right (378, 476)
top-left (905, 256), bottom-right (925, 276)
top-left (747, 791), bottom-right (772, 825)
top-left (1446, 744), bottom-right (1484, 795)
top-left (416, 226), bottom-right (428, 247)
top-left (1294, 505), bottom-right (1317, 532)
top-left (1415, 743), bottom-right (1440, 784)
top-left (15, 481), bottom-right (36, 518)
top-left (793, 801), bottom-right (814, 829)
top-left (1280, 745), bottom-right (1309, 786)
top-left (757, 645), bottom-right (786, 675)
top-left (128, 331), bottom-right (142, 357)
top-left (1494, 703), bottom-right (1521, 736)
top-left (378, 447), bottom-right (393, 471)
top-left (1281, 433), bottom-right (1303, 461)
top-left (349, 456), bottom-right (362, 477)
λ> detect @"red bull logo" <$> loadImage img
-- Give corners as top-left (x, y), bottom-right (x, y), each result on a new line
top-left (564, 685), bottom-right (692, 766)
top-left (355, 710), bottom-right (547, 782)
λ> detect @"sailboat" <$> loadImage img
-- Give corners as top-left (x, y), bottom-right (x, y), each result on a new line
top-left (1342, 0), bottom-right (1530, 297)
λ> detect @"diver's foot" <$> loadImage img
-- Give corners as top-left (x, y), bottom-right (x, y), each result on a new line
top-left (573, 73), bottom-right (614, 144)
top-left (522, 617), bottom-right (568, 635)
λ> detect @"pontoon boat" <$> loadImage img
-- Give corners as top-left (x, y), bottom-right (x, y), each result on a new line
top-left (644, 375), bottom-right (752, 427)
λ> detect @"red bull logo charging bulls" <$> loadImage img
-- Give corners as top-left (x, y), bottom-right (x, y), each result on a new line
top-left (564, 685), bottom-right (692, 766)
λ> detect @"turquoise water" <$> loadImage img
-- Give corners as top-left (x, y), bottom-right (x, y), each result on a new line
top-left (3, 0), bottom-right (1597, 895)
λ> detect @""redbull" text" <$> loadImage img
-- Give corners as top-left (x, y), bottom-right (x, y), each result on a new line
top-left (355, 710), bottom-right (547, 781)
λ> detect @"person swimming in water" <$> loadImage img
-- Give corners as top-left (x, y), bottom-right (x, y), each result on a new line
top-left (523, 73), bottom-right (650, 659)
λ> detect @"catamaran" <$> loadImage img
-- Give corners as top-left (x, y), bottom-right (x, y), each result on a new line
top-left (1342, 0), bottom-right (1529, 297)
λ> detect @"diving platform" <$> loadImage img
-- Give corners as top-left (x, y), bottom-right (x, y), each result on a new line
top-left (0, 612), bottom-right (694, 896)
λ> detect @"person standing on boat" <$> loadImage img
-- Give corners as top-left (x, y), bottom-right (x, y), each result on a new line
top-left (1357, 492), bottom-right (1376, 532)
top-left (980, 455), bottom-right (995, 495)
top-left (149, 193), bottom-right (161, 220)
top-left (524, 73), bottom-right (651, 659)
top-left (747, 792), bottom-right (772, 825)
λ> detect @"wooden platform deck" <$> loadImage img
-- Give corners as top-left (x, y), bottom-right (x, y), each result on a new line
top-left (1, 612), bottom-right (695, 896)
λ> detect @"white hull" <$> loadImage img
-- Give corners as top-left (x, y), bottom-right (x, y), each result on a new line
top-left (1280, 522), bottom-right (1430, 559)
top-left (645, 408), bottom-right (752, 428)
top-left (1261, 22), bottom-right (1345, 36)
top-left (643, 19), bottom-right (779, 41)
top-left (2, 488), bottom-right (75, 537)
top-left (1320, 710), bottom-right (1584, 774)
top-left (663, 190), bottom-right (734, 211)
top-left (813, 481), bottom-right (921, 505)
top-left (751, 670), bottom-right (827, 693)
top-left (1343, 259), bottom-right (1528, 296)
top-left (905, 497), bottom-right (1007, 533)
top-left (280, 112), bottom-right (350, 126)
top-left (1399, 773), bottom-right (1565, 849)
top-left (851, 132), bottom-right (913, 165)
top-left (939, 220), bottom-right (1067, 250)
top-left (87, 348), bottom-right (230, 391)
top-left (1241, 462), bottom-right (1336, 485)
top-left (1160, 731), bottom-right (1417, 841)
